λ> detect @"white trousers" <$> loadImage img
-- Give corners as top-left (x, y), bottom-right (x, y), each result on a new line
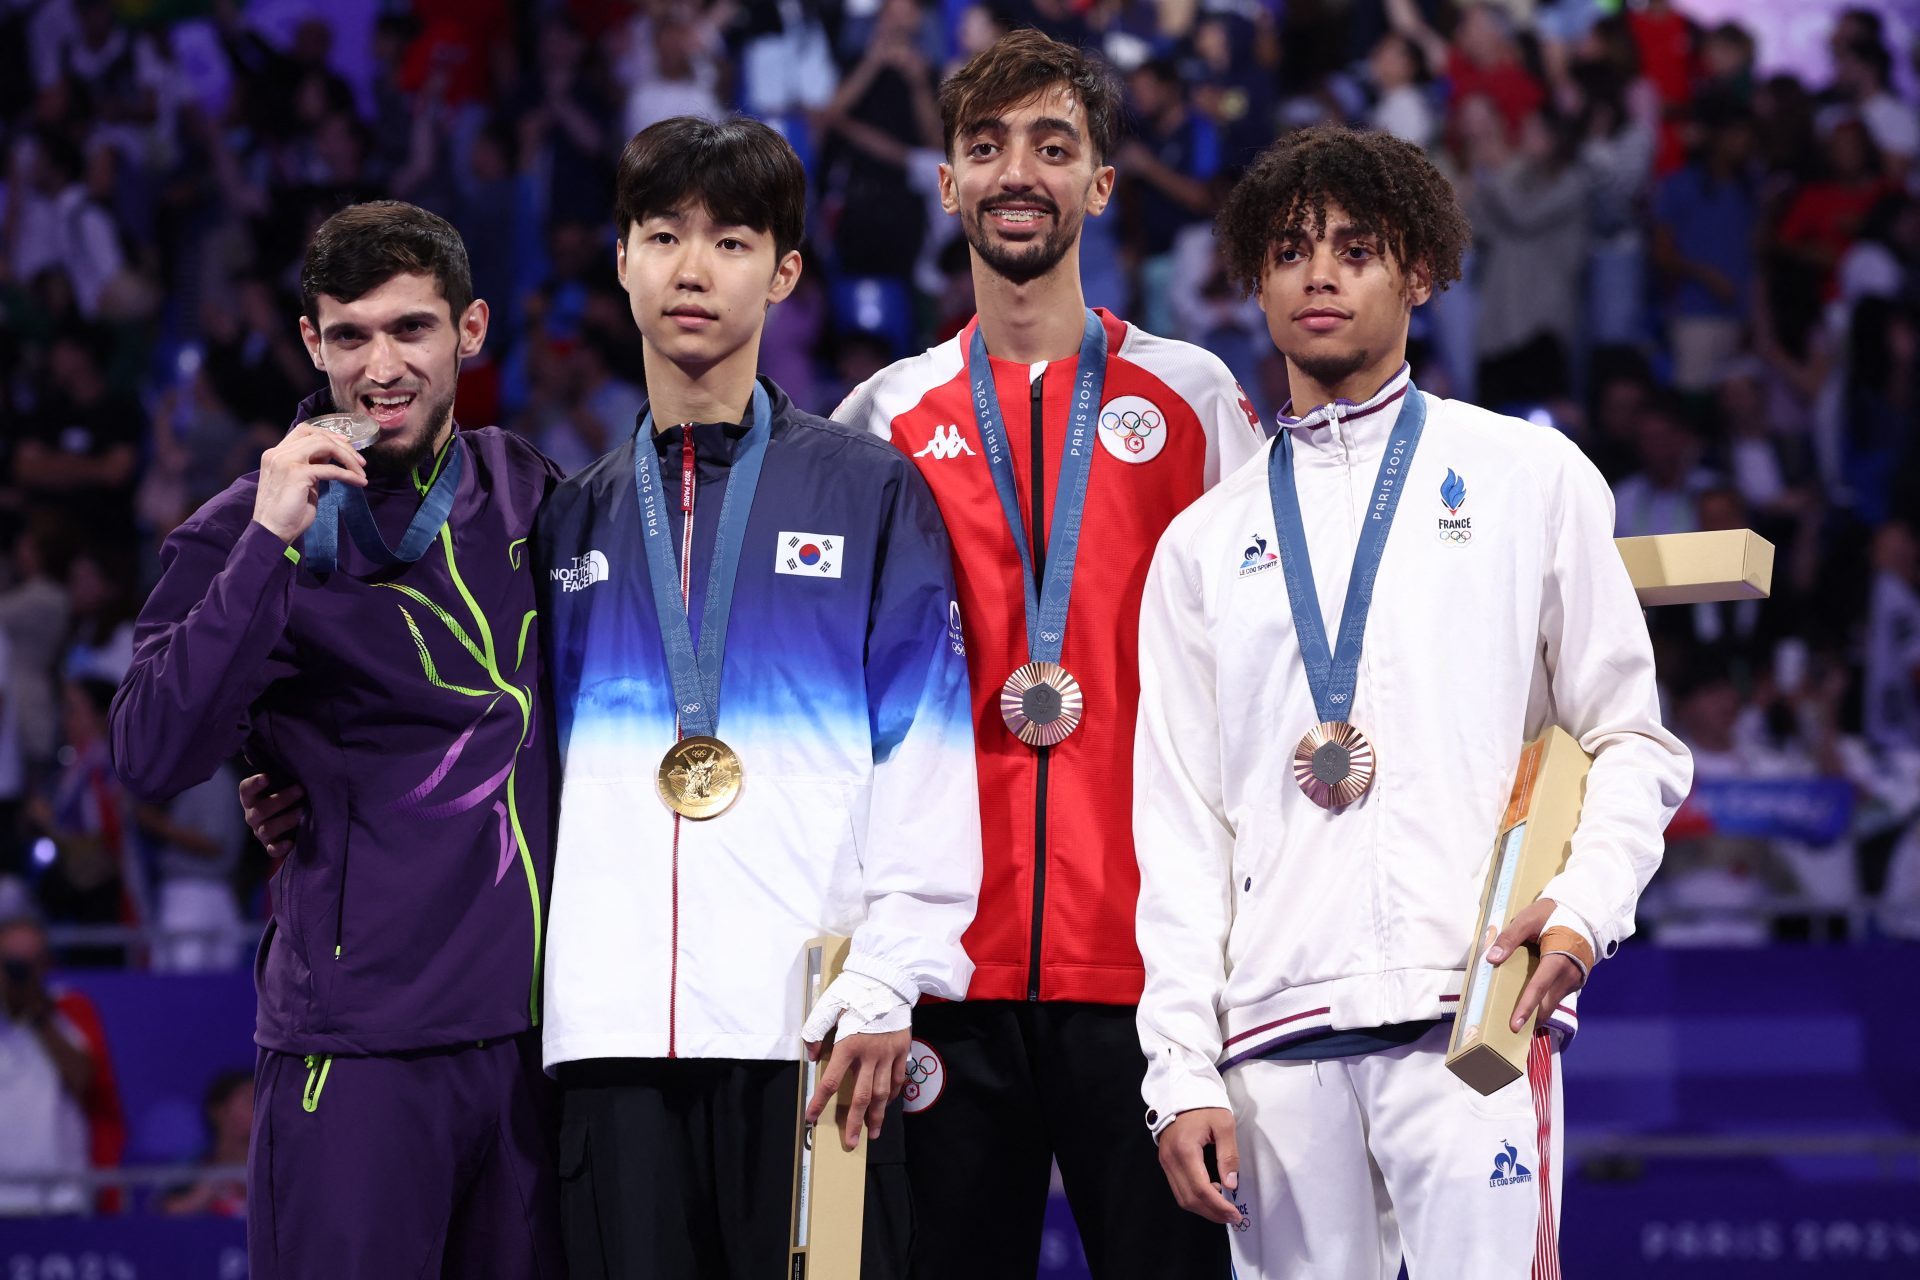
top-left (1224, 1025), bottom-right (1563, 1280)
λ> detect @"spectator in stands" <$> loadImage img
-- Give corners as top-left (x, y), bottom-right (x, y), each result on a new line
top-left (1826, 34), bottom-right (1916, 182)
top-left (619, 4), bottom-right (727, 137)
top-left (1653, 105), bottom-right (1760, 392)
top-left (1117, 57), bottom-right (1216, 335)
top-left (1775, 118), bottom-right (1894, 302)
top-left (136, 758), bottom-right (247, 975)
top-left (1650, 663), bottom-right (1798, 946)
top-left (1841, 296), bottom-right (1917, 524)
top-left (159, 1069), bottom-right (251, 1217)
top-left (1186, 13), bottom-right (1276, 169)
top-left (1367, 30), bottom-right (1435, 150)
top-left (62, 546), bottom-right (137, 686)
top-left (4, 132), bottom-right (128, 322)
top-left (13, 333), bottom-right (142, 546)
top-left (0, 630), bottom-right (21, 877)
top-left (199, 279), bottom-right (314, 436)
top-left (26, 678), bottom-right (142, 964)
top-left (1388, 0), bottom-right (1543, 143)
top-left (509, 14), bottom-right (614, 230)
top-left (815, 0), bottom-right (943, 281)
top-left (1168, 168), bottom-right (1268, 419)
top-left (0, 522), bottom-right (71, 780)
top-left (527, 332), bottom-right (643, 477)
top-left (1864, 519), bottom-right (1920, 755)
top-left (1613, 395), bottom-right (1716, 536)
top-left (1470, 107), bottom-right (1587, 406)
top-left (0, 899), bottom-right (123, 1215)
top-left (1697, 22), bottom-right (1757, 110)
top-left (1574, 42), bottom-right (1657, 348)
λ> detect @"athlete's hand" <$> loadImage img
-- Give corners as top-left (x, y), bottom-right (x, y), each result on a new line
top-left (239, 772), bottom-right (306, 858)
top-left (1158, 1108), bottom-right (1247, 1226)
top-left (1486, 898), bottom-right (1586, 1033)
top-left (253, 423), bottom-right (367, 544)
top-left (805, 1028), bottom-right (909, 1152)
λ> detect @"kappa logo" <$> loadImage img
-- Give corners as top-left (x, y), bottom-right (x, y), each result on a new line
top-left (914, 424), bottom-right (976, 461)
top-left (1238, 533), bottom-right (1279, 577)
top-left (550, 549), bottom-right (609, 592)
top-left (903, 1039), bottom-right (944, 1113)
top-left (775, 531), bottom-right (844, 579)
top-left (1098, 395), bottom-right (1169, 464)
top-left (1438, 468), bottom-right (1472, 544)
top-left (1488, 1139), bottom-right (1533, 1188)
top-left (946, 601), bottom-right (966, 656)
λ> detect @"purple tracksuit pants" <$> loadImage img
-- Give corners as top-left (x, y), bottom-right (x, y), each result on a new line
top-left (247, 1034), bottom-right (561, 1279)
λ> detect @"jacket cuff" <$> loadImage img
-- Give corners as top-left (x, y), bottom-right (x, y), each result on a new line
top-left (841, 953), bottom-right (922, 1007)
top-left (1538, 877), bottom-right (1621, 960)
top-left (1144, 1061), bottom-right (1232, 1140)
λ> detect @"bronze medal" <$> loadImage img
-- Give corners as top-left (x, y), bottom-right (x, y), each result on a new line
top-left (1293, 721), bottom-right (1376, 809)
top-left (999, 661), bottom-right (1084, 748)
top-left (657, 735), bottom-right (744, 820)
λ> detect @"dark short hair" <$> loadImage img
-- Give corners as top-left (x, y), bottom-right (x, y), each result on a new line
top-left (1841, 34), bottom-right (1892, 85)
top-left (614, 116), bottom-right (806, 262)
top-left (940, 28), bottom-right (1123, 164)
top-left (1214, 124), bottom-right (1470, 297)
top-left (300, 201), bottom-right (474, 325)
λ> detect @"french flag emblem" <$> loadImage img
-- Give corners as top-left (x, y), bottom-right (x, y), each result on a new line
top-left (776, 531), bottom-right (843, 578)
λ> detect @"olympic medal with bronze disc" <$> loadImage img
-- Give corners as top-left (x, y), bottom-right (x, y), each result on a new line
top-left (1293, 721), bottom-right (1376, 809)
top-left (657, 735), bottom-right (743, 819)
top-left (1000, 661), bottom-right (1084, 747)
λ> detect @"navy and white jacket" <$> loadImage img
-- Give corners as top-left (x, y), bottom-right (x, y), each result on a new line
top-left (536, 378), bottom-right (982, 1066)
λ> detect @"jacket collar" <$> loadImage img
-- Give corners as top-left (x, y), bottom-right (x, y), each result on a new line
top-left (1275, 363), bottom-right (1411, 434)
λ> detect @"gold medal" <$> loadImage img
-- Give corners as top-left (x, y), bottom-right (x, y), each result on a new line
top-left (656, 735), bottom-right (743, 819)
top-left (999, 661), bottom-right (1084, 747)
top-left (1293, 722), bottom-right (1375, 809)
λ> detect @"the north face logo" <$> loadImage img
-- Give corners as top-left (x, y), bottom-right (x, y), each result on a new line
top-left (551, 550), bottom-right (608, 593)
top-left (1488, 1140), bottom-right (1533, 1188)
top-left (914, 424), bottom-right (976, 460)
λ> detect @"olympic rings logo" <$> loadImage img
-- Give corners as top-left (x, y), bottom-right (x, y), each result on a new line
top-left (1100, 408), bottom-right (1162, 454)
top-left (903, 1042), bottom-right (944, 1112)
top-left (1437, 528), bottom-right (1473, 544)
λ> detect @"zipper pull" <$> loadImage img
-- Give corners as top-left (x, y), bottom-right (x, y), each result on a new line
top-left (680, 428), bottom-right (697, 515)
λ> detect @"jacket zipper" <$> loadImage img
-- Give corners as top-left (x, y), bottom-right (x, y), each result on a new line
top-left (1027, 372), bottom-right (1049, 1003)
top-left (668, 428), bottom-right (698, 1057)
top-left (333, 828), bottom-right (348, 961)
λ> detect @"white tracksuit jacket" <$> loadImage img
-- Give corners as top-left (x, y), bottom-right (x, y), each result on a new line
top-left (1133, 369), bottom-right (1692, 1132)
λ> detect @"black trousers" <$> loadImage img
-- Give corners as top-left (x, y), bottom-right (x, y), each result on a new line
top-left (904, 1001), bottom-right (1229, 1280)
top-left (558, 1058), bottom-right (908, 1280)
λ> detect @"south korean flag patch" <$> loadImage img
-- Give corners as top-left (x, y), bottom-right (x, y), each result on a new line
top-left (775, 531), bottom-right (843, 578)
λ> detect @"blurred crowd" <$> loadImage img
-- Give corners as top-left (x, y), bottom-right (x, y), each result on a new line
top-left (0, 0), bottom-right (1917, 996)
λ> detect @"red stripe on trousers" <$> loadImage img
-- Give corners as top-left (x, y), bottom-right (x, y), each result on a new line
top-left (1528, 1033), bottom-right (1559, 1280)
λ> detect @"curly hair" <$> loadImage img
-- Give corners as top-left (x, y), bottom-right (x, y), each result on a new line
top-left (1215, 125), bottom-right (1470, 298)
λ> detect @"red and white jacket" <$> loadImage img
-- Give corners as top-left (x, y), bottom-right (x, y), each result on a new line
top-left (837, 309), bottom-right (1266, 1004)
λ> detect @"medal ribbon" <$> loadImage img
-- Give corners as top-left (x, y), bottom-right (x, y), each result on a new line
top-left (302, 435), bottom-right (465, 576)
top-left (967, 309), bottom-right (1107, 663)
top-left (633, 381), bottom-right (772, 740)
top-left (1267, 385), bottom-right (1427, 724)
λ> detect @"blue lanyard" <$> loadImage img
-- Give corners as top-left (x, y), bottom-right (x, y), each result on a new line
top-left (632, 381), bottom-right (771, 738)
top-left (967, 310), bottom-right (1107, 663)
top-left (1266, 387), bottom-right (1426, 724)
top-left (302, 436), bottom-right (464, 576)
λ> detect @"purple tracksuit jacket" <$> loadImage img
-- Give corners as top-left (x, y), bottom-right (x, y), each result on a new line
top-left (111, 391), bottom-right (563, 1056)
